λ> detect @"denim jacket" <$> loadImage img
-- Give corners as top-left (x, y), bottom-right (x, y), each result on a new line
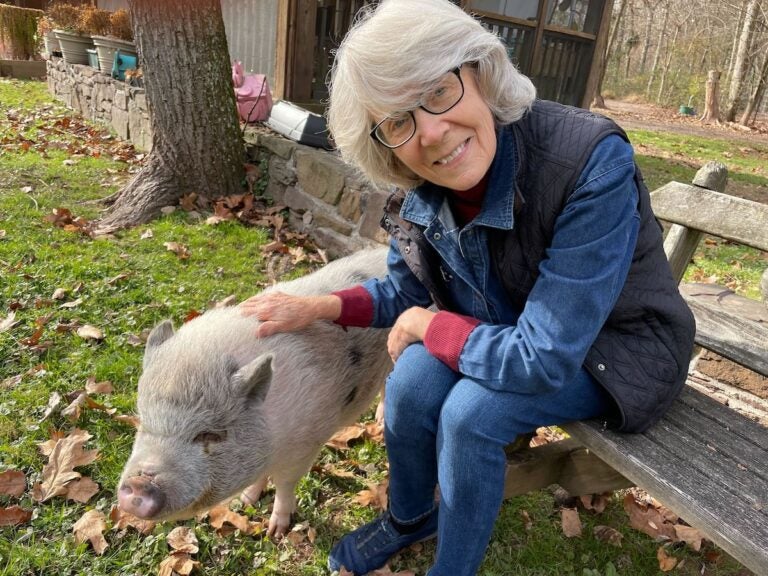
top-left (360, 127), bottom-right (639, 398)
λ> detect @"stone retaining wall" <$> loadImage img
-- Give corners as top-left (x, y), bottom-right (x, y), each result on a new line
top-left (46, 58), bottom-right (389, 256)
top-left (244, 128), bottom-right (390, 256)
top-left (46, 57), bottom-right (152, 152)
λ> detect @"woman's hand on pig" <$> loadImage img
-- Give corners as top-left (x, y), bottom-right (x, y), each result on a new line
top-left (387, 306), bottom-right (435, 362)
top-left (240, 292), bottom-right (341, 338)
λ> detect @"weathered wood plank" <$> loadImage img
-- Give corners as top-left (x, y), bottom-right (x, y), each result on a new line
top-left (562, 386), bottom-right (768, 576)
top-left (680, 283), bottom-right (768, 377)
top-left (651, 183), bottom-right (768, 252)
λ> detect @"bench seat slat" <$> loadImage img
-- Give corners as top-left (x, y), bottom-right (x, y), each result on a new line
top-left (665, 401), bottom-right (768, 480)
top-left (643, 415), bottom-right (767, 508)
top-left (562, 386), bottom-right (768, 576)
top-left (677, 384), bottom-right (768, 450)
top-left (680, 283), bottom-right (768, 378)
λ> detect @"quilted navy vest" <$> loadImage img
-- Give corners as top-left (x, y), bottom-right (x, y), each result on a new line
top-left (382, 100), bottom-right (695, 433)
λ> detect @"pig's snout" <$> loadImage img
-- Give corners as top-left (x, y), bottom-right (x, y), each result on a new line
top-left (118, 474), bottom-right (166, 518)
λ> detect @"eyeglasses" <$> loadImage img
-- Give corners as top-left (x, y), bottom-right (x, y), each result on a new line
top-left (370, 66), bottom-right (465, 149)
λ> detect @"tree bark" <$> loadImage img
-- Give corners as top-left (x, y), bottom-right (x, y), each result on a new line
top-left (724, 0), bottom-right (759, 122)
top-left (591, 0), bottom-right (628, 108)
top-left (94, 0), bottom-right (246, 234)
top-left (701, 69), bottom-right (721, 122)
top-left (739, 50), bottom-right (768, 125)
top-left (638, 0), bottom-right (657, 74)
top-left (656, 21), bottom-right (680, 103)
top-left (645, 0), bottom-right (669, 99)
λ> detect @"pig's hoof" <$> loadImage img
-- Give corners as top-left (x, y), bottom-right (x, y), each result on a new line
top-left (267, 512), bottom-right (292, 538)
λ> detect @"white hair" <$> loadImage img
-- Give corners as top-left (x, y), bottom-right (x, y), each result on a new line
top-left (327, 0), bottom-right (536, 189)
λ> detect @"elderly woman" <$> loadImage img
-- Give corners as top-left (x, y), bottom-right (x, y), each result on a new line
top-left (241, 0), bottom-right (695, 574)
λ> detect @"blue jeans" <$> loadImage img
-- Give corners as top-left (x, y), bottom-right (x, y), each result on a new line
top-left (384, 344), bottom-right (611, 576)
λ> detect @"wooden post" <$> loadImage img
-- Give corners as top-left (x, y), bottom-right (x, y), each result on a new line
top-left (582, 0), bottom-right (614, 109)
top-left (663, 161), bottom-right (728, 284)
top-left (700, 69), bottom-right (721, 123)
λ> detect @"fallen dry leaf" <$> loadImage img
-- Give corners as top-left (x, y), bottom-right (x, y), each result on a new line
top-left (39, 391), bottom-right (62, 421)
top-left (164, 241), bottom-right (191, 259)
top-left (580, 493), bottom-right (610, 514)
top-left (207, 505), bottom-right (254, 535)
top-left (62, 392), bottom-right (87, 421)
top-left (355, 480), bottom-right (388, 511)
top-left (593, 524), bottom-right (623, 546)
top-left (326, 424), bottom-right (366, 450)
top-left (51, 288), bottom-right (67, 300)
top-left (167, 526), bottom-right (199, 554)
top-left (65, 476), bottom-right (100, 503)
top-left (622, 493), bottom-right (677, 541)
top-left (0, 311), bottom-right (17, 332)
top-left (85, 377), bottom-right (113, 395)
top-left (520, 509), bottom-right (533, 531)
top-left (657, 546), bottom-right (678, 572)
top-left (33, 428), bottom-right (99, 502)
top-left (109, 504), bottom-right (156, 534)
top-left (77, 324), bottom-right (104, 341)
top-left (0, 505), bottom-right (33, 526)
top-left (159, 552), bottom-right (199, 576)
top-left (0, 470), bottom-right (26, 497)
top-left (73, 509), bottom-right (108, 555)
top-left (561, 507), bottom-right (582, 538)
top-left (674, 524), bottom-right (706, 552)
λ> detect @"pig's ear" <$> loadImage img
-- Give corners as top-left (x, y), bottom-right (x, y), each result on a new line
top-left (233, 353), bottom-right (273, 403)
top-left (143, 320), bottom-right (175, 369)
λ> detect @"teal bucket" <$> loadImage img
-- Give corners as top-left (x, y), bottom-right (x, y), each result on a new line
top-left (679, 105), bottom-right (695, 116)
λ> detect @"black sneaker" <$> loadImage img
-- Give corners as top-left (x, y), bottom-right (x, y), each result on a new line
top-left (328, 509), bottom-right (439, 575)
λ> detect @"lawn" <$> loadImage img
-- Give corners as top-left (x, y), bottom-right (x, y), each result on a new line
top-left (0, 79), bottom-right (762, 576)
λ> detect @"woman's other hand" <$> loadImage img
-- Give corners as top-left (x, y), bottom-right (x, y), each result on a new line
top-left (240, 292), bottom-right (341, 338)
top-left (388, 306), bottom-right (435, 362)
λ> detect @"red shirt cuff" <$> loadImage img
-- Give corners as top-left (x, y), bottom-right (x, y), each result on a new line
top-left (332, 285), bottom-right (374, 327)
top-left (424, 311), bottom-right (480, 371)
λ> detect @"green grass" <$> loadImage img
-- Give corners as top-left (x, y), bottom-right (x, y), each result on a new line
top-left (0, 79), bottom-right (759, 576)
top-left (626, 129), bottom-right (768, 186)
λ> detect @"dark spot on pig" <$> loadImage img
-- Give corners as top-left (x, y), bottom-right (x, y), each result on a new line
top-left (348, 346), bottom-right (363, 366)
top-left (193, 431), bottom-right (227, 444)
top-left (344, 386), bottom-right (358, 406)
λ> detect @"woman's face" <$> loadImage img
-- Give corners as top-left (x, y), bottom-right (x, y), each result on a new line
top-left (391, 67), bottom-right (497, 191)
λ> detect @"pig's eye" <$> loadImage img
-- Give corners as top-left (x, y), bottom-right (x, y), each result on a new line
top-left (193, 431), bottom-right (227, 444)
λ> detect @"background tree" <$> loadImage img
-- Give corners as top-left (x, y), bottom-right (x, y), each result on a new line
top-left (602, 0), bottom-right (768, 127)
top-left (95, 0), bottom-right (245, 233)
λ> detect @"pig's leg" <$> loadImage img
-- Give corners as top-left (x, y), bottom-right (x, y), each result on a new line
top-left (268, 471), bottom-right (305, 537)
top-left (239, 475), bottom-right (268, 507)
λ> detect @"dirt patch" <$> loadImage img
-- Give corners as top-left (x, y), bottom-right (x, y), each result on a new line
top-left (697, 352), bottom-right (768, 400)
top-left (595, 99), bottom-right (768, 145)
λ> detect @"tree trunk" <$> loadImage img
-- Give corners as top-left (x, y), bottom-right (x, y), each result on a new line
top-left (95, 0), bottom-right (246, 234)
top-left (724, 0), bottom-right (759, 122)
top-left (591, 0), bottom-right (628, 108)
top-left (739, 50), bottom-right (768, 125)
top-left (638, 0), bottom-right (656, 74)
top-left (645, 0), bottom-right (669, 99)
top-left (701, 69), bottom-right (721, 123)
top-left (656, 22), bottom-right (680, 104)
top-left (726, 0), bottom-right (748, 85)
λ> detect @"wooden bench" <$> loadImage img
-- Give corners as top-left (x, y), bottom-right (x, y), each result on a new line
top-left (503, 162), bottom-right (768, 576)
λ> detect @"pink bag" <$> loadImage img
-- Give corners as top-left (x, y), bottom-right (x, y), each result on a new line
top-left (232, 61), bottom-right (273, 123)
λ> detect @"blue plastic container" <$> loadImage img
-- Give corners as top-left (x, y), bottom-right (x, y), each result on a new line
top-left (111, 49), bottom-right (138, 82)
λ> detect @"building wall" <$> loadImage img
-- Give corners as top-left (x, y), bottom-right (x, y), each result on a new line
top-left (95, 0), bottom-right (278, 88)
top-left (221, 0), bottom-right (278, 86)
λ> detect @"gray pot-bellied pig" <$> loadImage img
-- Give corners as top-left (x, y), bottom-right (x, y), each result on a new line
top-left (117, 248), bottom-right (391, 536)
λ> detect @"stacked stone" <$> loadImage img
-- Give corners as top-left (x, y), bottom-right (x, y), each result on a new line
top-left (46, 57), bottom-right (152, 152)
top-left (246, 129), bottom-right (389, 257)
